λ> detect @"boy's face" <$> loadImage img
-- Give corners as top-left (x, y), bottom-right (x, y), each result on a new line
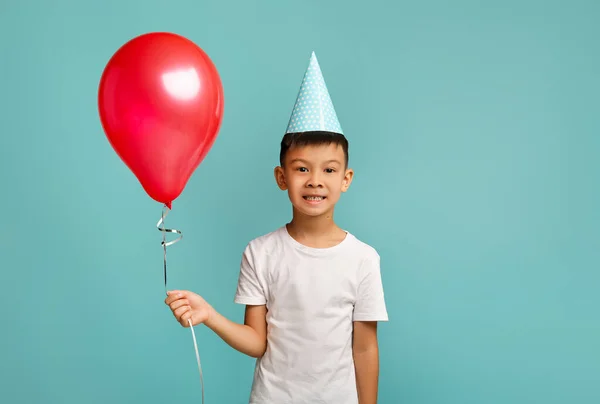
top-left (274, 143), bottom-right (354, 218)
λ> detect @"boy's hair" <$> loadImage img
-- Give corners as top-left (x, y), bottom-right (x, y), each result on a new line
top-left (279, 131), bottom-right (349, 167)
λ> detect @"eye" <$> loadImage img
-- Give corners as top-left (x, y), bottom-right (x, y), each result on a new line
top-left (325, 168), bottom-right (336, 173)
top-left (296, 167), bottom-right (308, 172)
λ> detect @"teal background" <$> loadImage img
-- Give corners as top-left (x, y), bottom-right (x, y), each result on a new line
top-left (1, 0), bottom-right (598, 403)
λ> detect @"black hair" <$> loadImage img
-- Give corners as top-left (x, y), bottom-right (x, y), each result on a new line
top-left (279, 131), bottom-right (349, 167)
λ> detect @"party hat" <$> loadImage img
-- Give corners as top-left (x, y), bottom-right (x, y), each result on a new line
top-left (285, 52), bottom-right (343, 135)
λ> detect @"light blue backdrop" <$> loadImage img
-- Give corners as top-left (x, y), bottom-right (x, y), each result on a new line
top-left (1, 1), bottom-right (598, 403)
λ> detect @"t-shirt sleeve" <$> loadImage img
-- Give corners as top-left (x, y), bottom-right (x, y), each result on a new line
top-left (353, 253), bottom-right (389, 322)
top-left (234, 244), bottom-right (267, 305)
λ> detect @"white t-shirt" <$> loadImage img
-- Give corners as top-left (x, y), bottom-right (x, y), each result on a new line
top-left (234, 226), bottom-right (388, 404)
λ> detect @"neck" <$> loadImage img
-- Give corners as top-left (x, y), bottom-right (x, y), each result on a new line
top-left (287, 208), bottom-right (339, 238)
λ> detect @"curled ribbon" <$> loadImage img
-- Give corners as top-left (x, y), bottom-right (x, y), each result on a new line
top-left (157, 205), bottom-right (205, 404)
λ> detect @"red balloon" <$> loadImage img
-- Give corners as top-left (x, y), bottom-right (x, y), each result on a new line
top-left (98, 32), bottom-right (224, 209)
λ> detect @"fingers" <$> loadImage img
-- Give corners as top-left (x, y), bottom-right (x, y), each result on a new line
top-left (164, 290), bottom-right (185, 305)
top-left (173, 304), bottom-right (191, 321)
top-left (164, 290), bottom-right (197, 327)
top-left (164, 290), bottom-right (190, 324)
top-left (171, 302), bottom-right (193, 327)
top-left (180, 310), bottom-right (193, 327)
top-left (169, 298), bottom-right (189, 311)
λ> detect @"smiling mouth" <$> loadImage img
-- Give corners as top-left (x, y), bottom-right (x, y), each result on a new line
top-left (303, 196), bottom-right (326, 201)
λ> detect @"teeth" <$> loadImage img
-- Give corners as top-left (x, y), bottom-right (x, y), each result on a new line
top-left (305, 196), bottom-right (324, 201)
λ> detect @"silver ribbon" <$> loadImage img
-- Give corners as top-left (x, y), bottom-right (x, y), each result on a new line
top-left (157, 206), bottom-right (183, 295)
top-left (157, 205), bottom-right (205, 404)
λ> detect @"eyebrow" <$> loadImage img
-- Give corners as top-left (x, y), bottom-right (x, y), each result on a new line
top-left (289, 158), bottom-right (342, 165)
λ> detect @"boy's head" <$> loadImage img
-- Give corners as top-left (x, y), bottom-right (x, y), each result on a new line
top-left (276, 52), bottom-right (353, 217)
top-left (275, 131), bottom-right (354, 217)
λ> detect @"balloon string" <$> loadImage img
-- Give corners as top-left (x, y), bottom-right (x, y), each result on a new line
top-left (157, 206), bottom-right (182, 294)
top-left (157, 206), bottom-right (205, 404)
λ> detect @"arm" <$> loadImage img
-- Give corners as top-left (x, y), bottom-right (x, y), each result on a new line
top-left (352, 252), bottom-right (388, 403)
top-left (206, 304), bottom-right (267, 358)
top-left (353, 321), bottom-right (380, 404)
top-left (165, 290), bottom-right (268, 358)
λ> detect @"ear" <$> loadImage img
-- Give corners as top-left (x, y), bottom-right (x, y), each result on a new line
top-left (274, 166), bottom-right (287, 190)
top-left (341, 168), bottom-right (354, 192)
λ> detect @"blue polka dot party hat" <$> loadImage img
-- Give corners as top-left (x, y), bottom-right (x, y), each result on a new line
top-left (285, 52), bottom-right (343, 135)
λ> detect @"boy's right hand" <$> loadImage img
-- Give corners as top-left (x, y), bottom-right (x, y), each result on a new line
top-left (164, 290), bottom-right (214, 327)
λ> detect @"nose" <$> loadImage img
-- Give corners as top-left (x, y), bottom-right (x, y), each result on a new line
top-left (306, 172), bottom-right (323, 188)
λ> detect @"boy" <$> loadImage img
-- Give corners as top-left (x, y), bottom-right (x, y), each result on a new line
top-left (165, 52), bottom-right (388, 403)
